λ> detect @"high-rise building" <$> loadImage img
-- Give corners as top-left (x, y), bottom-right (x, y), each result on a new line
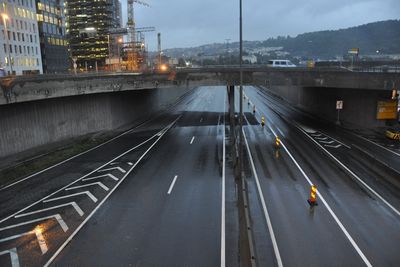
top-left (0, 0), bottom-right (43, 75)
top-left (65, 0), bottom-right (115, 70)
top-left (35, 0), bottom-right (69, 73)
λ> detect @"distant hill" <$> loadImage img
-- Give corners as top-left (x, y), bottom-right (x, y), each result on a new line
top-left (163, 20), bottom-right (400, 60)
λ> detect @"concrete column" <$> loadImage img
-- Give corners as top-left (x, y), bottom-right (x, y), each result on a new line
top-left (227, 85), bottom-right (237, 165)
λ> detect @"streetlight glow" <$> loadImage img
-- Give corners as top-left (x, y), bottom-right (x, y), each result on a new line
top-left (1, 13), bottom-right (9, 20)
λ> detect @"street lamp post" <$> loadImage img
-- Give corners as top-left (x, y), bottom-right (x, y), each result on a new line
top-left (2, 13), bottom-right (13, 75)
top-left (118, 37), bottom-right (123, 71)
top-left (239, 0), bottom-right (244, 179)
top-left (107, 34), bottom-right (112, 71)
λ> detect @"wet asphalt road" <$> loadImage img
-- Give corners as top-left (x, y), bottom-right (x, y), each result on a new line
top-left (0, 85), bottom-right (399, 267)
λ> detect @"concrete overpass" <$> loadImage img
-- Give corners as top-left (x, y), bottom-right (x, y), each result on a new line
top-left (0, 67), bottom-right (399, 158)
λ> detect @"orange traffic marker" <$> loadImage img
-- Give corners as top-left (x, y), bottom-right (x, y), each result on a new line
top-left (253, 105), bottom-right (256, 114)
top-left (275, 136), bottom-right (281, 148)
top-left (307, 185), bottom-right (318, 206)
top-left (261, 116), bottom-right (265, 127)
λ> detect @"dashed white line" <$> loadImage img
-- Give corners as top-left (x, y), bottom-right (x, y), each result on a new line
top-left (242, 128), bottom-right (283, 267)
top-left (0, 214), bottom-right (68, 232)
top-left (128, 162), bottom-right (133, 166)
top-left (190, 136), bottom-right (195, 144)
top-left (0, 248), bottom-right (19, 267)
top-left (44, 191), bottom-right (98, 203)
top-left (98, 166), bottom-right (126, 174)
top-left (167, 175), bottom-right (178, 195)
top-left (44, 116), bottom-right (181, 267)
top-left (66, 182), bottom-right (109, 192)
top-left (82, 173), bottom-right (119, 182)
top-left (15, 202), bottom-right (84, 218)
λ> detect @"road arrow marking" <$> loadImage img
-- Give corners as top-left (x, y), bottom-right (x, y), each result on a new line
top-left (0, 248), bottom-right (20, 267)
top-left (83, 173), bottom-right (119, 182)
top-left (15, 202), bottom-right (84, 218)
top-left (44, 191), bottom-right (98, 203)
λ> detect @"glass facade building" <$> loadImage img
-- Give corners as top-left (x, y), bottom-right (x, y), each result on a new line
top-left (65, 0), bottom-right (114, 70)
top-left (35, 0), bottom-right (68, 73)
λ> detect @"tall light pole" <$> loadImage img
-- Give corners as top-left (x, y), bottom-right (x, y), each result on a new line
top-left (2, 13), bottom-right (13, 75)
top-left (239, 0), bottom-right (244, 178)
top-left (118, 37), bottom-right (123, 71)
top-left (107, 34), bottom-right (112, 71)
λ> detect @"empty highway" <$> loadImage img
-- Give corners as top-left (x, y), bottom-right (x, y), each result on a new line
top-left (0, 86), bottom-right (399, 267)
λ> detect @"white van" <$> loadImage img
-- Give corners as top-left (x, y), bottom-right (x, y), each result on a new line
top-left (267, 60), bottom-right (296, 68)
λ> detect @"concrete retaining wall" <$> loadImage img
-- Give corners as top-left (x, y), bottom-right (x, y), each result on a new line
top-left (0, 87), bottom-right (190, 158)
top-left (267, 85), bottom-right (395, 128)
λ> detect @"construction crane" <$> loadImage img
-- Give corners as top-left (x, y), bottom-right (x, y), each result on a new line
top-left (126, 0), bottom-right (150, 71)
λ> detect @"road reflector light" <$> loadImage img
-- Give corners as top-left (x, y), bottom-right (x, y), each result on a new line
top-left (307, 185), bottom-right (318, 206)
top-left (275, 136), bottom-right (281, 148)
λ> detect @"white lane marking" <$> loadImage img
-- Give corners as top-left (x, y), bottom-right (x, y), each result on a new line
top-left (266, 124), bottom-right (373, 267)
top-left (83, 173), bottom-right (119, 182)
top-left (242, 128), bottom-right (283, 267)
top-left (66, 182), bottom-right (109, 192)
top-left (353, 133), bottom-right (400, 157)
top-left (320, 131), bottom-right (351, 149)
top-left (0, 128), bottom-right (164, 224)
top-left (325, 144), bottom-right (341, 149)
top-left (35, 228), bottom-right (48, 254)
top-left (44, 116), bottom-right (181, 267)
top-left (0, 248), bottom-right (20, 267)
top-left (190, 136), bottom-right (195, 145)
top-left (220, 93), bottom-right (226, 267)
top-left (298, 124), bottom-right (351, 149)
top-left (0, 214), bottom-right (68, 232)
top-left (319, 140), bottom-right (335, 144)
top-left (296, 125), bottom-right (400, 217)
top-left (167, 175), bottom-right (178, 195)
top-left (128, 162), bottom-right (133, 166)
top-left (0, 118), bottom-right (152, 191)
top-left (15, 202), bottom-right (84, 218)
top-left (200, 117), bottom-right (203, 123)
top-left (0, 231), bottom-right (48, 254)
top-left (297, 123), bottom-right (317, 134)
top-left (98, 167), bottom-right (126, 174)
top-left (276, 126), bottom-right (285, 138)
top-left (44, 191), bottom-right (98, 203)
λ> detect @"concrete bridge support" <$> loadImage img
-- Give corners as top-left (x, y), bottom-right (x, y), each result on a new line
top-left (0, 87), bottom-right (191, 159)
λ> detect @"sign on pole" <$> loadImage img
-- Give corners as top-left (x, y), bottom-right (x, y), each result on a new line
top-left (348, 48), bottom-right (359, 55)
top-left (336, 100), bottom-right (343, 110)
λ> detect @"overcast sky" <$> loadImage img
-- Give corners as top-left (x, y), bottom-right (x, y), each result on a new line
top-left (122, 0), bottom-right (400, 51)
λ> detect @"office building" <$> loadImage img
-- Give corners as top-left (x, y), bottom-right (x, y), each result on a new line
top-left (0, 0), bottom-right (43, 75)
top-left (35, 0), bottom-right (69, 73)
top-left (65, 0), bottom-right (115, 70)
